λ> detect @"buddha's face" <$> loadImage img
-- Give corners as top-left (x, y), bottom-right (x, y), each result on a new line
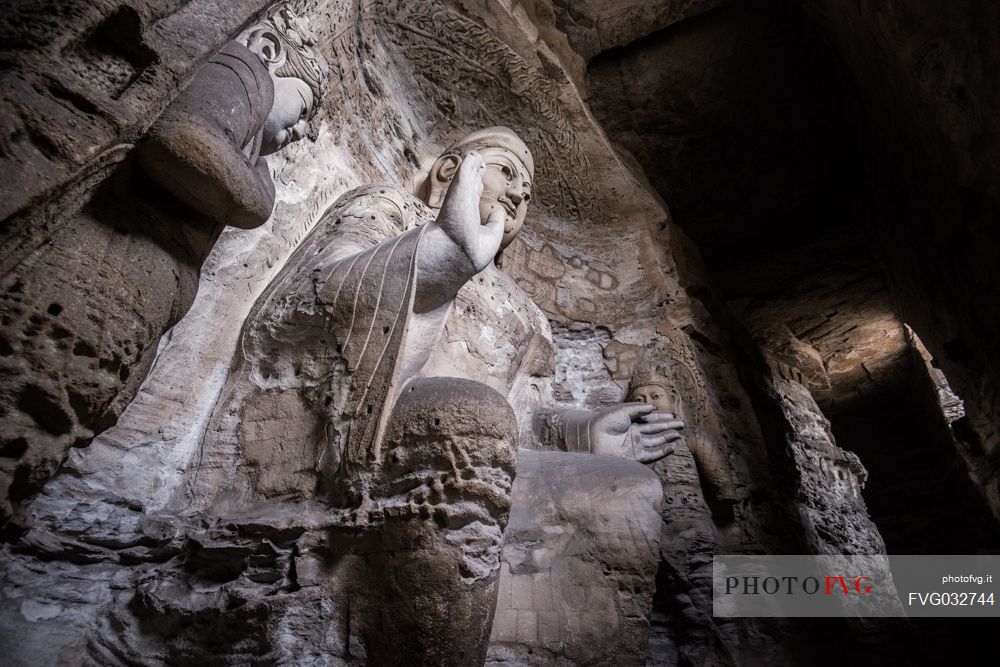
top-left (629, 384), bottom-right (673, 413)
top-left (476, 146), bottom-right (532, 248)
top-left (260, 76), bottom-right (314, 155)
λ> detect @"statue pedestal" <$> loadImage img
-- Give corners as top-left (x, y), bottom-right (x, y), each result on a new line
top-left (488, 449), bottom-right (663, 666)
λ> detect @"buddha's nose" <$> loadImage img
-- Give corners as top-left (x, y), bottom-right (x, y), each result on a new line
top-left (507, 185), bottom-right (527, 205)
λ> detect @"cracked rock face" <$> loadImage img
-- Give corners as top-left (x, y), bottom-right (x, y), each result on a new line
top-left (0, 6), bottom-right (330, 530)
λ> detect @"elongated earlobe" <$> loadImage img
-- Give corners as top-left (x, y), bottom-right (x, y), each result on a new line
top-left (426, 153), bottom-right (461, 209)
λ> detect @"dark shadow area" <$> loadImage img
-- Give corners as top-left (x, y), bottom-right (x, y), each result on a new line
top-left (585, 1), bottom-right (1000, 664)
top-left (586, 0), bottom-right (862, 267)
top-left (820, 345), bottom-right (1000, 666)
top-left (827, 350), bottom-right (1000, 555)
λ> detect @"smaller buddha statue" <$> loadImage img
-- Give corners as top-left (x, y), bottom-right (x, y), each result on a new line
top-left (628, 360), bottom-right (740, 521)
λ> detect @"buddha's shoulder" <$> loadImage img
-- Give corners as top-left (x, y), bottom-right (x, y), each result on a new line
top-left (324, 184), bottom-right (433, 234)
top-left (286, 184), bottom-right (432, 263)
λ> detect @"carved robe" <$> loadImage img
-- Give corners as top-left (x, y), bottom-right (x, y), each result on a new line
top-left (190, 185), bottom-right (436, 505)
top-left (316, 223), bottom-right (424, 476)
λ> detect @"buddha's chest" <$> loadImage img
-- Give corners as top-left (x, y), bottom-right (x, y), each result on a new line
top-left (422, 265), bottom-right (554, 395)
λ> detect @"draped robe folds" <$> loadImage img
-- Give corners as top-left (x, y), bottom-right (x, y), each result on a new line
top-left (317, 223), bottom-right (426, 474)
top-left (188, 185), bottom-right (440, 507)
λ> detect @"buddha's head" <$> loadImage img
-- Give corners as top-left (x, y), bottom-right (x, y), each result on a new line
top-left (627, 362), bottom-right (677, 414)
top-left (245, 8), bottom-right (330, 155)
top-left (425, 127), bottom-right (534, 250)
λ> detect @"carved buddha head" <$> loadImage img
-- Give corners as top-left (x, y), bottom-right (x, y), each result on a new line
top-left (627, 363), bottom-right (677, 414)
top-left (244, 7), bottom-right (330, 155)
top-left (426, 127), bottom-right (534, 249)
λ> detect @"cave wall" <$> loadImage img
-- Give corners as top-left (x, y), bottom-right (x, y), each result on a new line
top-left (791, 0), bottom-right (1000, 516)
top-left (0, 1), bottom-right (788, 663)
top-left (580, 0), bottom-right (1000, 662)
top-left (0, 0), bottom-right (274, 223)
top-left (0, 0), bottom-right (285, 531)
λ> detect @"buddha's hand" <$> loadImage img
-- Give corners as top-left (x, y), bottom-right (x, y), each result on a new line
top-left (590, 403), bottom-right (684, 463)
top-left (435, 151), bottom-right (505, 272)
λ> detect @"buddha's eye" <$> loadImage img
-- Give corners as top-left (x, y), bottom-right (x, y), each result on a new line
top-left (501, 165), bottom-right (513, 181)
top-left (297, 90), bottom-right (311, 121)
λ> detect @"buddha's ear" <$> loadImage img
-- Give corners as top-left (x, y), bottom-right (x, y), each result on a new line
top-left (245, 28), bottom-right (286, 72)
top-left (431, 153), bottom-right (461, 184)
top-left (426, 153), bottom-right (461, 208)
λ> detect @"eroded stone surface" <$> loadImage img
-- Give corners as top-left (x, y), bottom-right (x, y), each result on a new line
top-left (0, 5), bottom-right (331, 529)
top-left (790, 0), bottom-right (1000, 520)
top-left (0, 0), bottom-right (273, 222)
top-left (488, 450), bottom-right (663, 666)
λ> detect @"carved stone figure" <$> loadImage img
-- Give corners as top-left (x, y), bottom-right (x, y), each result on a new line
top-left (489, 450), bottom-right (664, 666)
top-left (420, 129), bottom-right (685, 463)
top-left (416, 129), bottom-right (679, 663)
top-left (187, 141), bottom-right (519, 663)
top-left (136, 7), bottom-right (329, 229)
top-left (627, 359), bottom-right (740, 517)
top-left (0, 6), bottom-right (329, 531)
top-left (178, 127), bottom-right (677, 663)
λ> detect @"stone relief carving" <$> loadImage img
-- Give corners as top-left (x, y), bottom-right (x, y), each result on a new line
top-left (628, 354), bottom-right (741, 520)
top-left (185, 130), bottom-right (530, 664)
top-left (171, 127), bottom-right (673, 663)
top-left (489, 449), bottom-right (664, 666)
top-left (136, 7), bottom-right (330, 229)
top-left (534, 402), bottom-right (685, 462)
top-left (415, 129), bottom-right (677, 662)
top-left (760, 326), bottom-right (833, 392)
top-left (419, 129), bottom-right (684, 464)
top-left (0, 5), bottom-right (330, 531)
top-left (0, 2), bottom-right (942, 664)
top-left (378, 0), bottom-right (597, 224)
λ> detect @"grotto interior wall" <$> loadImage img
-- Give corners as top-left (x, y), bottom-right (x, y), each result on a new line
top-left (791, 0), bottom-right (1000, 520)
top-left (582, 0), bottom-right (1000, 662)
top-left (825, 336), bottom-right (1000, 556)
top-left (584, 0), bottom-right (1000, 537)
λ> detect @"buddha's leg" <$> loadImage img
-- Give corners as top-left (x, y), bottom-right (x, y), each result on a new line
top-left (362, 377), bottom-right (518, 666)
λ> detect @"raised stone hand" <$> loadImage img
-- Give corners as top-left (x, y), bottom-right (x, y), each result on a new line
top-left (590, 403), bottom-right (684, 463)
top-left (414, 151), bottom-right (508, 315)
top-left (435, 151), bottom-right (506, 273)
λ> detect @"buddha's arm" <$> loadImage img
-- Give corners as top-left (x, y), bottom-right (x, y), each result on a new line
top-left (413, 152), bottom-right (505, 314)
top-left (137, 118), bottom-right (276, 230)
